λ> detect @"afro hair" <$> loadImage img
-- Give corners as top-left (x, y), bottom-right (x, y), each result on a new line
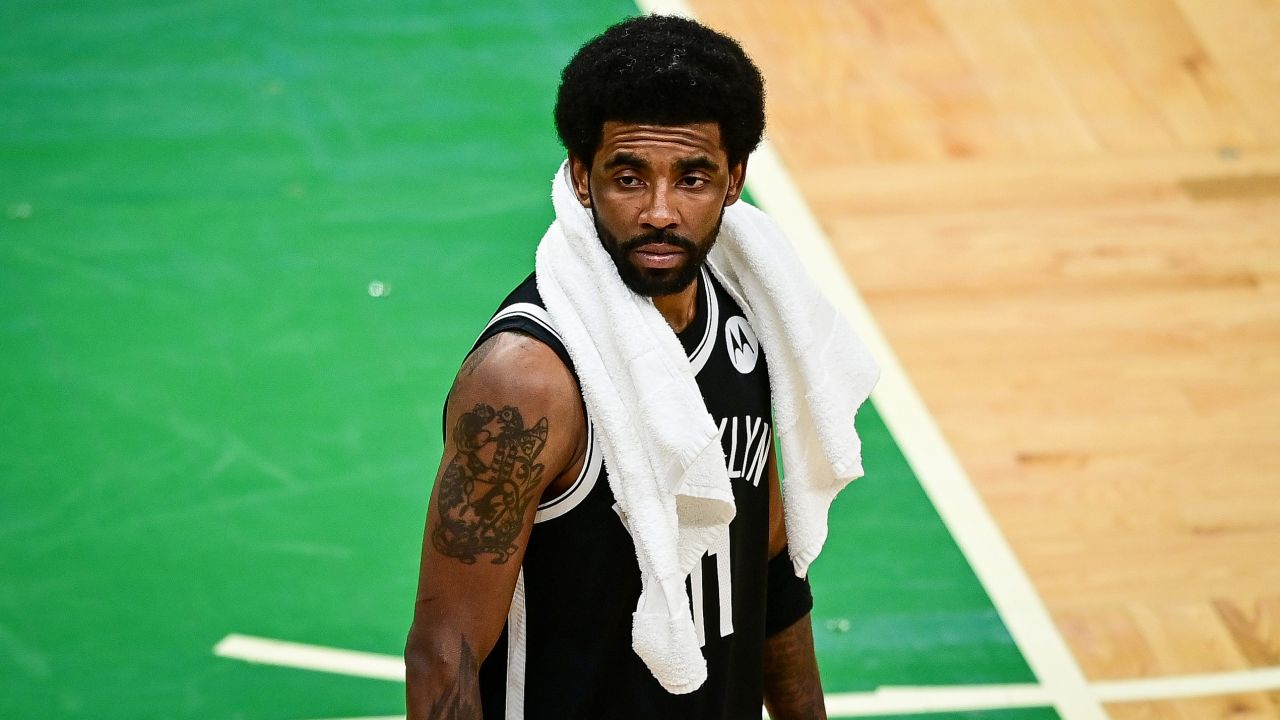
top-left (554, 15), bottom-right (766, 167)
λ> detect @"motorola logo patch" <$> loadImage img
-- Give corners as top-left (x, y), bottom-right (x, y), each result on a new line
top-left (724, 316), bottom-right (759, 374)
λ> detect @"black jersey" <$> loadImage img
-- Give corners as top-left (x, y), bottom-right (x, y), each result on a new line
top-left (470, 267), bottom-right (774, 720)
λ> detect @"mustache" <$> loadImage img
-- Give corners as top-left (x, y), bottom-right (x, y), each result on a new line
top-left (618, 231), bottom-right (697, 254)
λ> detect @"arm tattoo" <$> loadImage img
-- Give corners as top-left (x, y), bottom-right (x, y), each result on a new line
top-left (458, 338), bottom-right (498, 378)
top-left (426, 638), bottom-right (480, 719)
top-left (432, 403), bottom-right (549, 564)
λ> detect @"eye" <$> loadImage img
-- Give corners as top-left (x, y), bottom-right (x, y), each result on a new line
top-left (616, 175), bottom-right (643, 188)
top-left (678, 176), bottom-right (708, 189)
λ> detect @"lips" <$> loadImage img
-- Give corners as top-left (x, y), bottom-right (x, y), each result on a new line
top-left (630, 242), bottom-right (686, 269)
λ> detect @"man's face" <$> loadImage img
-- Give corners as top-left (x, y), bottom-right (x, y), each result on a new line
top-left (569, 121), bottom-right (746, 297)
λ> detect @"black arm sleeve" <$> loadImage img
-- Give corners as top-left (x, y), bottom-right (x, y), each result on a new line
top-left (765, 544), bottom-right (814, 637)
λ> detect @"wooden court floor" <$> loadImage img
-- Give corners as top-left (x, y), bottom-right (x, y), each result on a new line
top-left (687, 0), bottom-right (1280, 717)
top-left (2, 0), bottom-right (1276, 717)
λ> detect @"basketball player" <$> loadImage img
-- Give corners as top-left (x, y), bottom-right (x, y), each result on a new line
top-left (406, 16), bottom-right (826, 719)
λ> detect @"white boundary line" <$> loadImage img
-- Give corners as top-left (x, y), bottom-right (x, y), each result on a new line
top-left (215, 633), bottom-right (1280, 716)
top-left (299, 712), bottom-right (399, 717)
top-left (631, 0), bottom-right (1105, 718)
top-left (827, 684), bottom-right (1052, 715)
top-left (214, 634), bottom-right (405, 682)
top-left (1095, 666), bottom-right (1280, 702)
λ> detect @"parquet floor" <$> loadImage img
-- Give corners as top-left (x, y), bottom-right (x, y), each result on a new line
top-left (687, 1), bottom-right (1280, 716)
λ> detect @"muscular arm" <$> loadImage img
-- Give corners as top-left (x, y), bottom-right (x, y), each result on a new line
top-left (404, 332), bottom-right (585, 719)
top-left (762, 449), bottom-right (827, 720)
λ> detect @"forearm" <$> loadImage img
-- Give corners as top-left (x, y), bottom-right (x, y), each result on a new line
top-left (405, 629), bottom-right (483, 720)
top-left (762, 613), bottom-right (826, 720)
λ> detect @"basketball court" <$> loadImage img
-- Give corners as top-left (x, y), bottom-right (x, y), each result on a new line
top-left (2, 1), bottom-right (1277, 718)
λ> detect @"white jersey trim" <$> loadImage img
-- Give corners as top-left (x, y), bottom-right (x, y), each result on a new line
top-left (481, 302), bottom-right (563, 344)
top-left (479, 280), bottom-right (713, 523)
top-left (534, 416), bottom-right (602, 523)
top-left (687, 266), bottom-right (718, 376)
top-left (505, 569), bottom-right (528, 719)
top-left (479, 300), bottom-right (601, 523)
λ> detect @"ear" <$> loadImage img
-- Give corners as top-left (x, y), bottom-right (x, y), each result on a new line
top-left (724, 158), bottom-right (748, 207)
top-left (568, 154), bottom-right (592, 208)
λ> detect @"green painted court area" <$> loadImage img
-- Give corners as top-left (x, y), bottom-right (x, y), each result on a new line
top-left (1, 1), bottom-right (1054, 718)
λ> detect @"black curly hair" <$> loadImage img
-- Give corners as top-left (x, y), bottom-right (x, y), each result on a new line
top-left (554, 15), bottom-right (766, 167)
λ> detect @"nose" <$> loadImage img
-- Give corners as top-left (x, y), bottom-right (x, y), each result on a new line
top-left (639, 184), bottom-right (678, 231)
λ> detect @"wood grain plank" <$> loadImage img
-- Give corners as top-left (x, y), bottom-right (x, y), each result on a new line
top-left (1174, 0), bottom-right (1280, 143)
top-left (1014, 0), bottom-right (1181, 150)
top-left (928, 0), bottom-right (1100, 155)
top-left (1093, 0), bottom-right (1261, 148)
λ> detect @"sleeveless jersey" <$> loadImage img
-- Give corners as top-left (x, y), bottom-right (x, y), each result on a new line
top-left (470, 267), bottom-right (774, 720)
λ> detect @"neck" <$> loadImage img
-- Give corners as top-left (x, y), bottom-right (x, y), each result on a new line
top-left (652, 276), bottom-right (700, 333)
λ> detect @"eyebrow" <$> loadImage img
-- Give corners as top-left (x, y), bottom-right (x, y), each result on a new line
top-left (603, 152), bottom-right (649, 170)
top-left (601, 152), bottom-right (722, 174)
top-left (676, 155), bottom-right (720, 174)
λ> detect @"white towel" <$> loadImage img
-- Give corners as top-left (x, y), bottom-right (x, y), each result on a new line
top-left (534, 161), bottom-right (878, 693)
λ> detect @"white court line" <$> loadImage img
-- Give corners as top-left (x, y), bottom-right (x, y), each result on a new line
top-left (216, 633), bottom-right (1280, 716)
top-left (828, 666), bottom-right (1280, 713)
top-left (826, 684), bottom-right (1052, 715)
top-left (214, 634), bottom-right (404, 682)
top-left (1094, 666), bottom-right (1280, 702)
top-left (299, 712), bottom-right (399, 717)
top-left (631, 0), bottom-right (1104, 718)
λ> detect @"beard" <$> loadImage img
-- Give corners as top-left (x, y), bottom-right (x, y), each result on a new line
top-left (593, 210), bottom-right (722, 297)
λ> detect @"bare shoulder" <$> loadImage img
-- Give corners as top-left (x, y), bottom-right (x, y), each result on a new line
top-left (449, 331), bottom-right (581, 420)
top-left (444, 331), bottom-right (585, 487)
